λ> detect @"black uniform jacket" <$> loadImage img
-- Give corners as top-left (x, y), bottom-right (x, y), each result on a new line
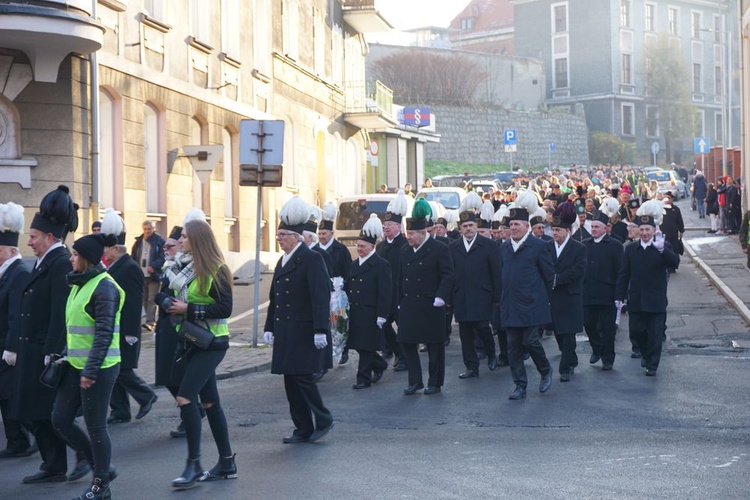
top-left (345, 253), bottom-right (391, 351)
top-left (615, 240), bottom-right (679, 313)
top-left (548, 238), bottom-right (586, 335)
top-left (499, 234), bottom-right (554, 328)
top-left (582, 235), bottom-right (623, 306)
top-left (323, 238), bottom-right (352, 281)
top-left (376, 233), bottom-right (407, 317)
top-left (449, 235), bottom-right (501, 322)
top-left (265, 244), bottom-right (333, 375)
top-left (0, 259), bottom-right (30, 400)
top-left (107, 253), bottom-right (145, 369)
top-left (397, 238), bottom-right (454, 344)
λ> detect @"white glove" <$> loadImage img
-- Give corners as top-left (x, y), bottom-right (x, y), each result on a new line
top-left (263, 331), bottom-right (274, 345)
top-left (652, 231), bottom-right (665, 253)
top-left (433, 297), bottom-right (445, 308)
top-left (614, 300), bottom-right (624, 309)
top-left (313, 334), bottom-right (328, 349)
top-left (44, 355), bottom-right (51, 366)
top-left (376, 317), bottom-right (387, 328)
top-left (125, 336), bottom-right (138, 345)
top-left (2, 350), bottom-right (16, 366)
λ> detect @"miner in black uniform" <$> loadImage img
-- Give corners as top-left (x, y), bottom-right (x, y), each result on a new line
top-left (397, 199), bottom-right (454, 395)
top-left (583, 208), bottom-right (624, 370)
top-left (375, 190), bottom-right (409, 371)
top-left (615, 200), bottom-right (680, 376)
top-left (346, 214), bottom-right (391, 389)
top-left (449, 208), bottom-right (500, 379)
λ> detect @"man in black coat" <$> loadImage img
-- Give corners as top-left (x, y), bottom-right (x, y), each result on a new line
top-left (8, 186), bottom-right (78, 483)
top-left (498, 199), bottom-right (555, 400)
top-left (583, 211), bottom-right (624, 371)
top-left (615, 213), bottom-right (680, 376)
top-left (548, 205), bottom-right (586, 382)
top-left (131, 220), bottom-right (165, 331)
top-left (0, 209), bottom-right (35, 458)
top-left (346, 217), bottom-right (391, 389)
top-left (449, 210), bottom-right (500, 379)
top-left (660, 193), bottom-right (684, 271)
top-left (397, 209), bottom-right (454, 395)
top-left (263, 197), bottom-right (333, 443)
top-left (376, 210), bottom-right (408, 371)
top-left (103, 224), bottom-right (157, 423)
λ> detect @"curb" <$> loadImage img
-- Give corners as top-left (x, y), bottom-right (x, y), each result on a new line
top-left (683, 240), bottom-right (750, 326)
top-left (217, 361), bottom-right (273, 380)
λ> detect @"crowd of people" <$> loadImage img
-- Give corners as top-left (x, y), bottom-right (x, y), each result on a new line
top-left (0, 186), bottom-right (236, 498)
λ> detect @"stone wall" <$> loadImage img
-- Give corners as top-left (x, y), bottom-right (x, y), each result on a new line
top-left (426, 105), bottom-right (590, 168)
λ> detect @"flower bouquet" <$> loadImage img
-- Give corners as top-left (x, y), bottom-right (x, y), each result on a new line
top-left (330, 277), bottom-right (349, 364)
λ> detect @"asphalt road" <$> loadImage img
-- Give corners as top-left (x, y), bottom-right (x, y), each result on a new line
top-left (3, 214), bottom-right (750, 498)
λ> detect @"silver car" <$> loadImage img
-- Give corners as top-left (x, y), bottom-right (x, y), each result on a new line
top-left (646, 170), bottom-right (686, 199)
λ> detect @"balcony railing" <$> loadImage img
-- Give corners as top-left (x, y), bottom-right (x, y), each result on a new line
top-left (346, 80), bottom-right (394, 118)
top-left (341, 0), bottom-right (378, 9)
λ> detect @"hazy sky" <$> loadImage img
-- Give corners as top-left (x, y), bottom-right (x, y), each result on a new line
top-left (376, 0), bottom-right (471, 30)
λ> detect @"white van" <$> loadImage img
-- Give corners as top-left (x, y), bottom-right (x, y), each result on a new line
top-left (335, 193), bottom-right (415, 258)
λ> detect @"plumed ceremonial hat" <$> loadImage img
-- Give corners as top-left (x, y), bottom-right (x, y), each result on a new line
top-left (100, 208), bottom-right (127, 245)
top-left (0, 202), bottom-right (24, 247)
top-left (279, 196), bottom-right (309, 235)
top-left (384, 190), bottom-right (408, 224)
top-left (508, 190), bottom-right (538, 222)
top-left (319, 201), bottom-right (337, 231)
top-left (358, 213), bottom-right (383, 245)
top-left (31, 185), bottom-right (79, 240)
top-left (551, 201), bottom-right (577, 229)
top-left (406, 198), bottom-right (431, 231)
top-left (636, 199), bottom-right (664, 227)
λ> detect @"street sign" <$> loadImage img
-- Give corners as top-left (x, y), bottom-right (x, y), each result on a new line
top-left (549, 142), bottom-right (556, 152)
top-left (651, 142), bottom-right (660, 155)
top-left (239, 120), bottom-right (285, 166)
top-left (400, 107), bottom-right (431, 127)
top-left (694, 137), bottom-right (710, 154)
top-left (504, 129), bottom-right (517, 153)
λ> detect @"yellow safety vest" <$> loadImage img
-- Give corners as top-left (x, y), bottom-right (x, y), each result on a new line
top-left (66, 272), bottom-right (123, 370)
top-left (176, 275), bottom-right (229, 338)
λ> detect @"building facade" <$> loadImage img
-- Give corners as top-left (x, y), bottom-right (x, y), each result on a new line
top-left (513, 0), bottom-right (739, 165)
top-left (0, 0), bottom-right (393, 272)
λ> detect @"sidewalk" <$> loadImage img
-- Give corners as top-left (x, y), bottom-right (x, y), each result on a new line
top-left (134, 272), bottom-right (276, 385)
top-left (678, 198), bottom-right (750, 343)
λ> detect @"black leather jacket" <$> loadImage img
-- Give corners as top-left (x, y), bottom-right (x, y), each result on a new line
top-left (66, 265), bottom-right (121, 379)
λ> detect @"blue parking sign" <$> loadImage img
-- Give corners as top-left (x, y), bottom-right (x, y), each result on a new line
top-left (504, 129), bottom-right (517, 145)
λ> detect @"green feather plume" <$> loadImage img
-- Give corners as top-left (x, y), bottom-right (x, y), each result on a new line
top-left (412, 198), bottom-right (431, 220)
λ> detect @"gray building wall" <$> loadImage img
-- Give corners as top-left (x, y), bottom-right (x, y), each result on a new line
top-left (426, 105), bottom-right (589, 167)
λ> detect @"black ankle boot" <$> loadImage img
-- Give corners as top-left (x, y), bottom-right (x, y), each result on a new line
top-left (71, 477), bottom-right (110, 500)
top-left (172, 458), bottom-right (206, 489)
top-left (200, 454), bottom-right (237, 482)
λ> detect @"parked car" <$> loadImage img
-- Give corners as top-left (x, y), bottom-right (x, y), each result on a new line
top-left (336, 193), bottom-right (415, 258)
top-left (416, 187), bottom-right (467, 211)
top-left (471, 180), bottom-right (502, 194)
top-left (494, 171), bottom-right (517, 188)
top-left (647, 170), bottom-right (686, 199)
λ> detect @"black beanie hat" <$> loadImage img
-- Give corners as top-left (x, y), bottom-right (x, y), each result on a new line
top-left (73, 233), bottom-right (117, 265)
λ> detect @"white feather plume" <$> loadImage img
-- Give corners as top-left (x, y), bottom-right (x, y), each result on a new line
top-left (493, 205), bottom-right (507, 222)
top-left (100, 208), bottom-right (124, 237)
top-left (480, 200), bottom-right (495, 222)
top-left (514, 190), bottom-right (539, 213)
top-left (308, 205), bottom-right (322, 223)
top-left (530, 207), bottom-right (547, 223)
top-left (428, 201), bottom-right (441, 221)
top-left (183, 208), bottom-right (207, 226)
top-left (571, 215), bottom-right (580, 234)
top-left (386, 189), bottom-right (408, 217)
top-left (443, 209), bottom-right (458, 226)
top-left (321, 201), bottom-right (337, 222)
top-left (0, 202), bottom-right (24, 234)
top-left (460, 192), bottom-right (483, 213)
top-left (636, 199), bottom-right (664, 226)
top-left (600, 197), bottom-right (620, 219)
top-left (361, 213), bottom-right (384, 241)
top-left (279, 196), bottom-right (309, 226)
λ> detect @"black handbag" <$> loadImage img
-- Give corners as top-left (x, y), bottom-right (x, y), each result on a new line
top-left (177, 320), bottom-right (214, 350)
top-left (39, 356), bottom-right (68, 389)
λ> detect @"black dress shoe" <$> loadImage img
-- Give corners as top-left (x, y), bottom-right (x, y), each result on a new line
top-left (589, 354), bottom-right (600, 364)
top-left (508, 386), bottom-right (526, 400)
top-left (371, 370), bottom-right (384, 383)
top-left (497, 358), bottom-right (509, 367)
top-left (539, 369), bottom-right (552, 393)
top-left (458, 370), bottom-right (479, 379)
top-left (136, 394), bottom-right (158, 420)
top-left (339, 351), bottom-right (349, 365)
top-left (488, 356), bottom-right (498, 371)
top-left (106, 415), bottom-right (130, 424)
top-left (309, 422), bottom-right (334, 443)
top-left (560, 372), bottom-right (570, 382)
top-left (200, 454), bottom-right (238, 481)
top-left (403, 383), bottom-right (424, 395)
top-left (393, 362), bottom-right (408, 372)
top-left (602, 363), bottom-right (613, 371)
top-left (423, 386), bottom-right (441, 395)
top-left (645, 369), bottom-right (657, 376)
top-left (172, 458), bottom-right (206, 488)
top-left (68, 458), bottom-right (92, 482)
top-left (352, 382), bottom-right (371, 390)
top-left (282, 434), bottom-right (309, 444)
top-left (22, 470), bottom-right (67, 484)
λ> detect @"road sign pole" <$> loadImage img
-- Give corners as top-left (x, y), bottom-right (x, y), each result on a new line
top-left (251, 121), bottom-right (265, 348)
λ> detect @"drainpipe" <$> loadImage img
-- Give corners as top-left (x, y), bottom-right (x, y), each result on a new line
top-left (90, 0), bottom-right (100, 213)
